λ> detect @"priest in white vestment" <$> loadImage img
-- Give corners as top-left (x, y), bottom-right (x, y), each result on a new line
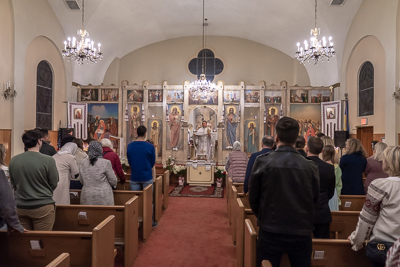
top-left (194, 121), bottom-right (216, 161)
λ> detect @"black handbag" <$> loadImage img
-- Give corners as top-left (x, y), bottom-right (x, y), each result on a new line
top-left (366, 241), bottom-right (394, 265)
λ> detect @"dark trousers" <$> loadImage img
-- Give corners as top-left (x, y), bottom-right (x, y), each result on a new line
top-left (313, 223), bottom-right (330, 239)
top-left (257, 229), bottom-right (312, 267)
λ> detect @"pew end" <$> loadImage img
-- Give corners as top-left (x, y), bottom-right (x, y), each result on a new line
top-left (244, 219), bottom-right (257, 267)
top-left (262, 260), bottom-right (272, 267)
top-left (162, 170), bottom-right (170, 210)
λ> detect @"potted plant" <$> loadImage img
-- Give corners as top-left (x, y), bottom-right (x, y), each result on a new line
top-left (119, 156), bottom-right (130, 173)
top-left (214, 166), bottom-right (226, 187)
top-left (173, 165), bottom-right (187, 186)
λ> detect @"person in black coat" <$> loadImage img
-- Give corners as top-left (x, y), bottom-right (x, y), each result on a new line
top-left (243, 136), bottom-right (274, 194)
top-left (35, 128), bottom-right (57, 156)
top-left (306, 137), bottom-right (335, 239)
top-left (339, 138), bottom-right (368, 195)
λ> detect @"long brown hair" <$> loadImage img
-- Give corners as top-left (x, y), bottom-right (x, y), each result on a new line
top-left (322, 145), bottom-right (336, 164)
top-left (0, 144), bottom-right (6, 166)
top-left (345, 138), bottom-right (368, 158)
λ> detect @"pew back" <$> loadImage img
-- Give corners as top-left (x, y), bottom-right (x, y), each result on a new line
top-left (0, 215), bottom-right (115, 267)
top-left (237, 198), bottom-right (258, 267)
top-left (54, 196), bottom-right (139, 267)
top-left (330, 211), bottom-right (359, 239)
top-left (339, 195), bottom-right (365, 211)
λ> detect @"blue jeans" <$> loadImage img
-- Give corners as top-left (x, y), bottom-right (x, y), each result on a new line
top-left (130, 179), bottom-right (155, 223)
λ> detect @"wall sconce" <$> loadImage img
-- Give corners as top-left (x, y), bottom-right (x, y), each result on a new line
top-left (3, 81), bottom-right (17, 100)
top-left (394, 84), bottom-right (400, 99)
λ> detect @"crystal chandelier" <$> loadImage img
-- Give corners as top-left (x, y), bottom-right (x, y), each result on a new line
top-left (62, 0), bottom-right (103, 65)
top-left (295, 0), bottom-right (335, 65)
top-left (189, 0), bottom-right (216, 93)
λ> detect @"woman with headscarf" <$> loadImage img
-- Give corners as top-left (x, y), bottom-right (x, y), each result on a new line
top-left (79, 141), bottom-right (117, 205)
top-left (225, 141), bottom-right (248, 183)
top-left (52, 142), bottom-right (79, 205)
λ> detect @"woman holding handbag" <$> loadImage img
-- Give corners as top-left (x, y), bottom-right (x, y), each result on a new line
top-left (349, 146), bottom-right (400, 267)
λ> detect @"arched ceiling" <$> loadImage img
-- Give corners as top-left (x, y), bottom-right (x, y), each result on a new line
top-left (47, 0), bottom-right (363, 86)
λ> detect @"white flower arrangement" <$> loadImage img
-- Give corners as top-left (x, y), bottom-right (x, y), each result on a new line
top-left (119, 156), bottom-right (130, 167)
top-left (172, 165), bottom-right (187, 175)
top-left (214, 166), bottom-right (226, 172)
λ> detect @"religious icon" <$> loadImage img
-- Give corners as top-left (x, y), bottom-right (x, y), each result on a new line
top-left (168, 105), bottom-right (181, 149)
top-left (101, 89), bottom-right (119, 101)
top-left (245, 91), bottom-right (260, 103)
top-left (266, 107), bottom-right (279, 137)
top-left (128, 105), bottom-right (141, 142)
top-left (264, 91), bottom-right (282, 103)
top-left (290, 89), bottom-right (308, 103)
top-left (188, 90), bottom-right (218, 105)
top-left (81, 89), bottom-right (98, 101)
top-left (326, 107), bottom-right (336, 119)
top-left (311, 90), bottom-right (331, 103)
top-left (225, 105), bottom-right (238, 147)
top-left (88, 103), bottom-right (119, 141)
top-left (246, 121), bottom-right (258, 154)
top-left (166, 90), bottom-right (184, 103)
top-left (127, 90), bottom-right (143, 102)
top-left (223, 90), bottom-right (240, 103)
top-left (148, 90), bottom-right (163, 102)
top-left (290, 104), bottom-right (321, 140)
top-left (74, 108), bottom-right (82, 120)
top-left (149, 119), bottom-right (162, 157)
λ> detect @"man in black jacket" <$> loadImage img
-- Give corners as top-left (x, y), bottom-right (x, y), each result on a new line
top-left (249, 116), bottom-right (319, 267)
top-left (306, 136), bottom-right (335, 239)
top-left (35, 128), bottom-right (57, 156)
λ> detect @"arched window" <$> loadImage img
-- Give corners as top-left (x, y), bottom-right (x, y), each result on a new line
top-left (188, 49), bottom-right (224, 82)
top-left (36, 61), bottom-right (53, 129)
top-left (358, 61), bottom-right (374, 116)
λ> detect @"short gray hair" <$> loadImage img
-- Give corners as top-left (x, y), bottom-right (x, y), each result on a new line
top-left (262, 136), bottom-right (275, 148)
top-left (100, 138), bottom-right (113, 149)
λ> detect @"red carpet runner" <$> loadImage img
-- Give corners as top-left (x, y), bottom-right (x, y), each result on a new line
top-left (130, 185), bottom-right (236, 267)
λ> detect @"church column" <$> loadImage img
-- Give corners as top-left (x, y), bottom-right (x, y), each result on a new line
top-left (217, 122), bottom-right (224, 164)
top-left (239, 81), bottom-right (245, 147)
top-left (182, 122), bottom-right (189, 160)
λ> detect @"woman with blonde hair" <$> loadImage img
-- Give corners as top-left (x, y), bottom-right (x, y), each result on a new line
top-left (363, 142), bottom-right (389, 194)
top-left (322, 145), bottom-right (342, 211)
top-left (319, 136), bottom-right (340, 163)
top-left (350, 146), bottom-right (400, 267)
top-left (339, 138), bottom-right (367, 195)
top-left (0, 144), bottom-right (9, 179)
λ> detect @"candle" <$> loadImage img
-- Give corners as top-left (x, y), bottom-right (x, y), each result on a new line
top-left (64, 41), bottom-right (67, 50)
top-left (322, 37), bottom-right (327, 47)
top-left (98, 43), bottom-right (101, 53)
top-left (72, 37), bottom-right (76, 48)
top-left (297, 42), bottom-right (300, 51)
top-left (304, 40), bottom-right (308, 50)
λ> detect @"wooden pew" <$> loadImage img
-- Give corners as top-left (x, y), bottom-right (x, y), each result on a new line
top-left (70, 185), bottom-right (153, 243)
top-left (309, 239), bottom-right (372, 267)
top-left (53, 196), bottom-right (138, 267)
top-left (244, 219), bottom-right (257, 267)
top-left (162, 170), bottom-right (170, 210)
top-left (46, 253), bottom-right (70, 267)
top-left (0, 215), bottom-right (116, 267)
top-left (262, 260), bottom-right (272, 267)
top-left (237, 199), bottom-right (258, 267)
top-left (330, 211), bottom-right (359, 239)
top-left (154, 175), bottom-right (163, 222)
top-left (228, 182), bottom-right (244, 226)
top-left (339, 195), bottom-right (365, 211)
top-left (230, 185), bottom-right (246, 245)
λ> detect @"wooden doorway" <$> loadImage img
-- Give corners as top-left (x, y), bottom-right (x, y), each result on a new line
top-left (356, 126), bottom-right (373, 157)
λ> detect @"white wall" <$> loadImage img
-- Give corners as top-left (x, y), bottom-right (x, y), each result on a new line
top-left (103, 36), bottom-right (310, 87)
top-left (0, 0), bottom-right (14, 129)
top-left (12, 0), bottom-right (73, 154)
top-left (340, 0), bottom-right (399, 145)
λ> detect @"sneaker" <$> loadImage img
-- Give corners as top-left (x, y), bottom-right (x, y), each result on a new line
top-left (152, 222), bottom-right (159, 228)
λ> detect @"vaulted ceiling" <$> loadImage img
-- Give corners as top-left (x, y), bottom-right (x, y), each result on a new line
top-left (47, 0), bottom-right (363, 85)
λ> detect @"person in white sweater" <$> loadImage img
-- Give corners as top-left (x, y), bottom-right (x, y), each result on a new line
top-left (349, 146), bottom-right (400, 267)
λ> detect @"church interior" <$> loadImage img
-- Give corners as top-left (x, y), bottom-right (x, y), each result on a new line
top-left (1, 0), bottom-right (400, 266)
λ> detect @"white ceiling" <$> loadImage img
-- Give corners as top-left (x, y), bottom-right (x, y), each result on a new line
top-left (47, 0), bottom-right (363, 85)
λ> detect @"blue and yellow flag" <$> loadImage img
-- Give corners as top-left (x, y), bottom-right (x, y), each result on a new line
top-left (343, 101), bottom-right (349, 133)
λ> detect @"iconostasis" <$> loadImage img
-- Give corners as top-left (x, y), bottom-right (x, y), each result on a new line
top-left (78, 80), bottom-right (333, 164)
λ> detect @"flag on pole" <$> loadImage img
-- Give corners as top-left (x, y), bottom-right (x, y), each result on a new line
top-left (343, 100), bottom-right (349, 133)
